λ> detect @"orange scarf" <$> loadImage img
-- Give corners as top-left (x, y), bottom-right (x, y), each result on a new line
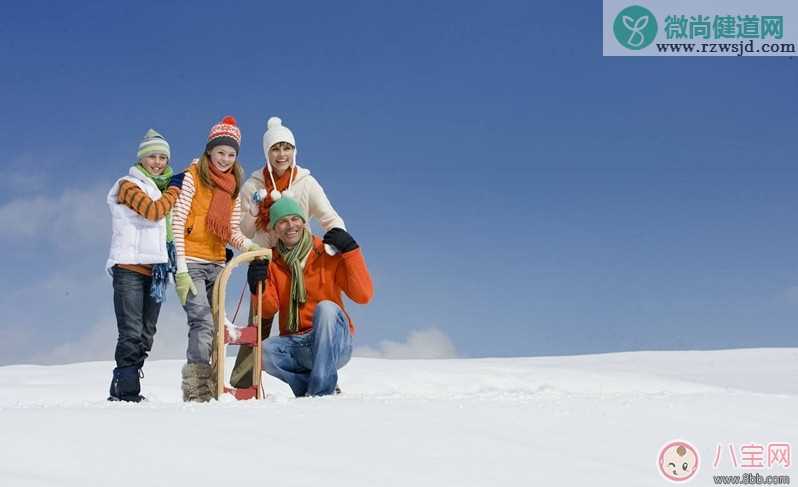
top-left (206, 163), bottom-right (237, 241)
top-left (255, 166), bottom-right (298, 231)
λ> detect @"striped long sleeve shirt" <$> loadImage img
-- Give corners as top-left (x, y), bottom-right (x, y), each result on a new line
top-left (117, 181), bottom-right (180, 221)
top-left (172, 169), bottom-right (252, 273)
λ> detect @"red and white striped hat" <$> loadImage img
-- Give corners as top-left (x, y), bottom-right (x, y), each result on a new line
top-left (206, 115), bottom-right (241, 154)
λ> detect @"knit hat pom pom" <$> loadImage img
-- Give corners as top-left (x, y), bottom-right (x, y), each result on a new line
top-left (267, 117), bottom-right (283, 129)
top-left (222, 115), bottom-right (237, 126)
top-left (270, 189), bottom-right (282, 201)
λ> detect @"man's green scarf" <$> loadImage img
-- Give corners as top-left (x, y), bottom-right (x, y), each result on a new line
top-left (277, 229), bottom-right (314, 333)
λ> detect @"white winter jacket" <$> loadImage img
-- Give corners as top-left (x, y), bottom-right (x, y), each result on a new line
top-left (240, 164), bottom-right (345, 248)
top-left (105, 166), bottom-right (168, 276)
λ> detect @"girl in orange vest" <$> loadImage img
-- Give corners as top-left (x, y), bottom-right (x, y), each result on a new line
top-left (171, 115), bottom-right (260, 402)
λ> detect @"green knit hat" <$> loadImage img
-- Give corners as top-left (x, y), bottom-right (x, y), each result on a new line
top-left (269, 196), bottom-right (306, 229)
top-left (137, 128), bottom-right (171, 160)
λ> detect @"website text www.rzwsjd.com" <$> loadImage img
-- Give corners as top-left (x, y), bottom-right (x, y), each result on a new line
top-left (713, 472), bottom-right (791, 485)
top-left (655, 39), bottom-right (796, 55)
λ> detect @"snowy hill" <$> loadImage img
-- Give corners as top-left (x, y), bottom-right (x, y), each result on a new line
top-left (1, 349), bottom-right (796, 486)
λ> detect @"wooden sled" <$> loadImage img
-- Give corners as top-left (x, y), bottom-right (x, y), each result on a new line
top-left (210, 248), bottom-right (272, 400)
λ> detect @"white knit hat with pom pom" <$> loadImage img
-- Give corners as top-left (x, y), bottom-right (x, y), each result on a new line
top-left (262, 116), bottom-right (296, 154)
top-left (262, 116), bottom-right (298, 201)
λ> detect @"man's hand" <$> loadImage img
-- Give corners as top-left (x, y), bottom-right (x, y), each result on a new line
top-left (175, 272), bottom-right (197, 305)
top-left (247, 260), bottom-right (269, 295)
top-left (323, 228), bottom-right (358, 253)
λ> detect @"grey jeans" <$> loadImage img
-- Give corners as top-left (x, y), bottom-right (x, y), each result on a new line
top-left (182, 262), bottom-right (223, 364)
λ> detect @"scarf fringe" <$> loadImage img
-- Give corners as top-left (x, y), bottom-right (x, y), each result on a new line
top-left (150, 241), bottom-right (177, 303)
top-left (206, 214), bottom-right (232, 242)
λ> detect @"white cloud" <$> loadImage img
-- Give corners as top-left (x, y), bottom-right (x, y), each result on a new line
top-left (31, 304), bottom-right (189, 365)
top-left (353, 328), bottom-right (458, 359)
top-left (0, 185), bottom-right (109, 250)
top-left (0, 270), bottom-right (111, 365)
top-left (24, 320), bottom-right (460, 365)
top-left (1, 254), bottom-right (258, 365)
top-left (0, 179), bottom-right (187, 366)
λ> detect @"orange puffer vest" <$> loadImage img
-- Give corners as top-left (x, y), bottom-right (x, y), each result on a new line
top-left (184, 164), bottom-right (230, 262)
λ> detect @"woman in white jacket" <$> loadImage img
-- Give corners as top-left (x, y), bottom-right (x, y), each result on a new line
top-left (232, 116), bottom-right (346, 388)
top-left (240, 116), bottom-right (345, 248)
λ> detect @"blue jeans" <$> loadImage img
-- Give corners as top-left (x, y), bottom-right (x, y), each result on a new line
top-left (262, 300), bottom-right (352, 397)
top-left (112, 266), bottom-right (161, 369)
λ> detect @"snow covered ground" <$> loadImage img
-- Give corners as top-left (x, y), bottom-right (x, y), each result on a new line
top-left (0, 348), bottom-right (796, 486)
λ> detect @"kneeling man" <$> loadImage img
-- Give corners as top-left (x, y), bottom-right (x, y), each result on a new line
top-left (247, 197), bottom-right (373, 397)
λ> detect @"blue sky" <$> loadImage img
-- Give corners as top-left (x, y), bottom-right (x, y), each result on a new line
top-left (1, 1), bottom-right (796, 364)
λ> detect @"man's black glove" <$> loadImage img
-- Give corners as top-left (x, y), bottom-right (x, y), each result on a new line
top-left (247, 259), bottom-right (269, 294)
top-left (225, 248), bottom-right (234, 263)
top-left (323, 228), bottom-right (359, 253)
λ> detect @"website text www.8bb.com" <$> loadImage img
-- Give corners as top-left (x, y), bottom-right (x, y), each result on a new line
top-left (713, 472), bottom-right (791, 485)
top-left (656, 39), bottom-right (796, 55)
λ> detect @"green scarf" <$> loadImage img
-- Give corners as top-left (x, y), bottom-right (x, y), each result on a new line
top-left (137, 164), bottom-right (174, 242)
top-left (135, 163), bottom-right (177, 303)
top-left (277, 229), bottom-right (314, 333)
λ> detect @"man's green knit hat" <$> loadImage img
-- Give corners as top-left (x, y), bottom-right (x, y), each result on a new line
top-left (137, 128), bottom-right (171, 160)
top-left (269, 196), bottom-right (306, 229)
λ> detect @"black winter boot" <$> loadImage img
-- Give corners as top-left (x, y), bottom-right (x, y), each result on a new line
top-left (108, 366), bottom-right (146, 402)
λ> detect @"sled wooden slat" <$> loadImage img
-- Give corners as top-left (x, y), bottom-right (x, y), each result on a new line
top-left (210, 248), bottom-right (272, 400)
top-left (255, 280), bottom-right (263, 396)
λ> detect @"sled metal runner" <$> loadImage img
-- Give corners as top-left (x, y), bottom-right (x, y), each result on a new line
top-left (210, 248), bottom-right (272, 400)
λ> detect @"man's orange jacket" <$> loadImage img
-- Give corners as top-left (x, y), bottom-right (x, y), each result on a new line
top-left (256, 235), bottom-right (373, 336)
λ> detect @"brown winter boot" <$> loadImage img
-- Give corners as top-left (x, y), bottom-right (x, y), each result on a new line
top-left (182, 363), bottom-right (213, 402)
top-left (207, 365), bottom-right (217, 399)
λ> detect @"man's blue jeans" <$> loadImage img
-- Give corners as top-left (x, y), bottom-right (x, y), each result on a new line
top-left (262, 300), bottom-right (352, 397)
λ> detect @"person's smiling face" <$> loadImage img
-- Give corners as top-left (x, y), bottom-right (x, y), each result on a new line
top-left (274, 215), bottom-right (305, 247)
top-left (140, 153), bottom-right (168, 176)
top-left (208, 145), bottom-right (237, 172)
top-left (268, 142), bottom-right (295, 175)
